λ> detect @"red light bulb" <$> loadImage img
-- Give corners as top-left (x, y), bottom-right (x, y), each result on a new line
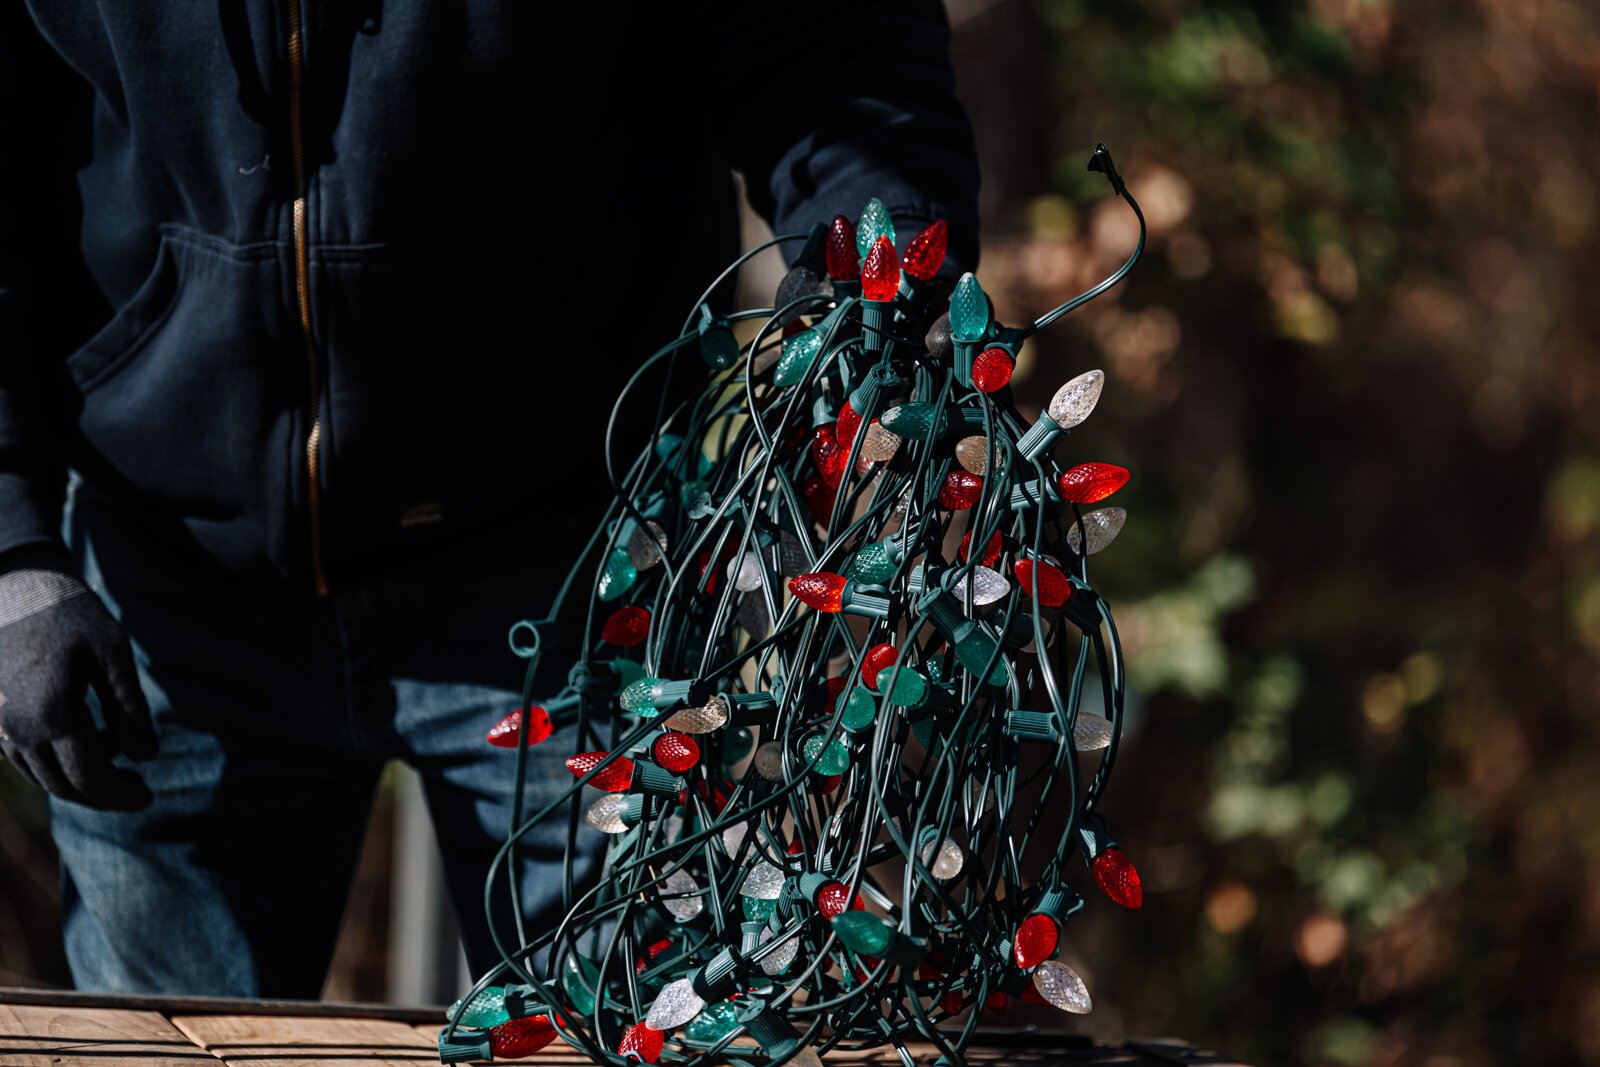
top-left (811, 423), bottom-right (848, 487)
top-left (826, 215), bottom-right (859, 282)
top-left (817, 774), bottom-right (842, 793)
top-left (1092, 848), bottom-right (1143, 909)
top-left (1013, 912), bottom-right (1060, 969)
top-left (566, 751), bottom-right (634, 792)
top-left (489, 1014), bottom-right (556, 1059)
top-left (1057, 462), bottom-right (1130, 504)
top-left (861, 642), bottom-right (898, 689)
top-left (789, 572), bottom-right (848, 612)
top-left (802, 472), bottom-right (836, 527)
top-left (971, 347), bottom-right (1015, 393)
top-left (1014, 558), bottom-right (1072, 607)
top-left (938, 471), bottom-right (984, 510)
top-left (823, 675), bottom-right (848, 705)
top-left (816, 881), bottom-right (864, 919)
top-left (652, 732), bottom-right (700, 773)
top-left (860, 236), bottom-right (901, 302)
top-left (619, 1022), bottom-right (664, 1063)
top-left (902, 219), bottom-right (948, 282)
top-left (487, 706), bottom-right (552, 749)
top-left (837, 402), bottom-right (862, 449)
top-left (601, 606), bottom-right (651, 647)
top-left (958, 529), bottom-right (1004, 567)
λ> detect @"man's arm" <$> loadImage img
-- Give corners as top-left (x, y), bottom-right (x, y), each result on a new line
top-left (707, 0), bottom-right (982, 281)
top-left (0, 10), bottom-right (158, 811)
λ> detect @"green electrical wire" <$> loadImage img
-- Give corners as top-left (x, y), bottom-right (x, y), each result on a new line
top-left (437, 145), bottom-right (1149, 1067)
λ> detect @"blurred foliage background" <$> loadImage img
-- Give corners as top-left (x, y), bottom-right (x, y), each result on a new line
top-left (3, 1), bottom-right (1596, 1064)
top-left (942, 0), bottom-right (1597, 1064)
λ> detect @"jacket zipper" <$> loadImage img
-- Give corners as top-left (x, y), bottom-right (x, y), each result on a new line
top-left (286, 0), bottom-right (329, 596)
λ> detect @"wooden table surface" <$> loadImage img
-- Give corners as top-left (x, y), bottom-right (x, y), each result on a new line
top-left (0, 987), bottom-right (1245, 1067)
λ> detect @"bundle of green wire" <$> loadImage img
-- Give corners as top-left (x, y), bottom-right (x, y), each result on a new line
top-left (438, 146), bottom-right (1149, 1067)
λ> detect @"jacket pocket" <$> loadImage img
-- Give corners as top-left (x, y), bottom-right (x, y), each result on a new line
top-left (65, 234), bottom-right (183, 394)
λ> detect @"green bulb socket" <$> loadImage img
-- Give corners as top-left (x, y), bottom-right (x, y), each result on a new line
top-left (1009, 477), bottom-right (1057, 511)
top-left (906, 564), bottom-right (929, 596)
top-left (948, 407), bottom-right (988, 434)
top-left (862, 300), bottom-right (891, 357)
top-left (1078, 819), bottom-right (1115, 861)
top-left (846, 363), bottom-right (900, 419)
top-left (437, 1031), bottom-right (492, 1064)
top-left (649, 678), bottom-right (699, 710)
top-left (726, 690), bottom-right (779, 729)
top-left (1032, 885), bottom-right (1083, 924)
top-left (918, 594), bottom-right (1009, 685)
top-left (741, 920), bottom-right (768, 955)
top-left (839, 582), bottom-right (890, 620)
top-left (630, 761), bottom-right (687, 796)
top-left (798, 872), bottom-right (835, 908)
top-left (918, 590), bottom-right (965, 643)
top-left (954, 339), bottom-right (976, 390)
top-left (500, 983), bottom-right (538, 1019)
top-left (918, 684), bottom-right (955, 716)
top-left (1003, 709), bottom-right (1062, 743)
top-left (1016, 413), bottom-right (1064, 461)
top-left (691, 947), bottom-right (743, 1002)
top-left (880, 929), bottom-right (931, 968)
top-left (737, 1005), bottom-right (801, 1059)
top-left (1060, 581), bottom-right (1105, 633)
top-left (619, 794), bottom-right (653, 828)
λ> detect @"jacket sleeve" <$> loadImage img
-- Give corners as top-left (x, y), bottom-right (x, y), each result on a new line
top-left (705, 0), bottom-right (982, 281)
top-left (0, 9), bottom-right (68, 563)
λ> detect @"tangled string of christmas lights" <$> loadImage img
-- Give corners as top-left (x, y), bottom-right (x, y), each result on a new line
top-left (438, 145), bottom-right (1149, 1067)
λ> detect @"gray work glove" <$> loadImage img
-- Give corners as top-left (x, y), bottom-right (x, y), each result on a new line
top-left (0, 548), bottom-right (157, 810)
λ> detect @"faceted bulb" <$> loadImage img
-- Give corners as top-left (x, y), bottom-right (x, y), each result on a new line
top-left (627, 521), bottom-right (669, 571)
top-left (646, 978), bottom-right (706, 1031)
top-left (921, 836), bottom-right (964, 879)
top-left (753, 741), bottom-right (786, 780)
top-left (598, 548), bottom-right (638, 602)
top-left (856, 197), bottom-right (895, 257)
top-left (954, 435), bottom-right (989, 475)
top-left (860, 235), bottom-right (901, 302)
top-left (789, 572), bottom-right (848, 612)
top-left (1045, 369), bottom-right (1104, 429)
top-left (1057, 462), bottom-right (1129, 504)
top-left (826, 215), bottom-right (859, 281)
top-left (972, 346), bottom-right (1014, 393)
top-left (1072, 712), bottom-right (1114, 751)
top-left (949, 273), bottom-right (990, 342)
top-left (1013, 913), bottom-right (1059, 970)
top-left (1064, 508), bottom-right (1127, 555)
top-left (961, 565), bottom-right (1010, 607)
top-left (584, 794), bottom-right (628, 834)
top-left (1092, 848), bottom-right (1144, 909)
top-left (489, 1015), bottom-right (557, 1059)
top-left (727, 552), bottom-right (765, 593)
top-left (902, 219), bottom-right (948, 282)
top-left (758, 926), bottom-right (800, 976)
top-left (664, 695), bottom-right (729, 734)
top-left (619, 1022), bottom-right (665, 1063)
top-left (619, 678), bottom-right (660, 715)
top-left (1032, 959), bottom-right (1092, 1013)
top-left (774, 328), bottom-right (824, 387)
top-left (857, 421), bottom-right (902, 464)
top-left (660, 869), bottom-right (705, 921)
top-left (601, 606), bottom-right (651, 647)
top-left (448, 985), bottom-right (509, 1028)
top-left (741, 860), bottom-right (785, 900)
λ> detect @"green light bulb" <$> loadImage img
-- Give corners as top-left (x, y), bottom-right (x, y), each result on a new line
top-left (837, 686), bottom-right (877, 731)
top-left (773, 329), bottom-right (823, 387)
top-left (597, 548), bottom-right (637, 602)
top-left (878, 402), bottom-right (946, 439)
top-left (620, 677), bottom-right (660, 715)
top-left (911, 718), bottom-right (934, 749)
top-left (848, 541), bottom-right (898, 585)
top-left (803, 732), bottom-right (851, 774)
top-left (879, 667), bottom-right (928, 708)
top-left (562, 955), bottom-right (602, 1016)
top-left (742, 895), bottom-right (778, 921)
top-left (949, 273), bottom-right (990, 342)
top-left (954, 627), bottom-right (1008, 686)
top-left (613, 659), bottom-right (647, 688)
top-left (832, 911), bottom-right (893, 955)
top-left (723, 725), bottom-right (755, 763)
top-left (448, 986), bottom-right (508, 1028)
top-left (856, 198), bottom-right (896, 257)
top-left (685, 1001), bottom-right (741, 1043)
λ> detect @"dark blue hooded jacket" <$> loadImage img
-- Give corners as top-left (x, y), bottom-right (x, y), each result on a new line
top-left (0, 1), bottom-right (979, 594)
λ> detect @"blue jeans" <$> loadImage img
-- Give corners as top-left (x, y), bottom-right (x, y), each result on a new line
top-left (49, 489), bottom-right (604, 997)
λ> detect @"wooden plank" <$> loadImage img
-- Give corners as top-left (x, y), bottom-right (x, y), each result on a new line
top-left (0, 1003), bottom-right (218, 1065)
top-left (172, 1013), bottom-right (436, 1067)
top-left (0, 986), bottom-right (441, 1023)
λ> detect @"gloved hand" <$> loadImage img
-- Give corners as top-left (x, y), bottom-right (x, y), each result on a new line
top-left (0, 547), bottom-right (158, 810)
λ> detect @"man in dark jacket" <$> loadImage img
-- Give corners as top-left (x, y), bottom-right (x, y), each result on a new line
top-left (0, 1), bottom-right (979, 996)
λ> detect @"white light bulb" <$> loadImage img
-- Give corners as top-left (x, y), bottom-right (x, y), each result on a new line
top-left (720, 823), bottom-right (750, 857)
top-left (584, 795), bottom-right (627, 834)
top-left (1064, 508), bottom-right (1126, 555)
top-left (857, 422), bottom-right (902, 464)
top-left (627, 520), bottom-right (669, 572)
top-left (1072, 713), bottom-right (1113, 751)
top-left (664, 695), bottom-right (729, 734)
top-left (753, 742), bottom-right (786, 781)
top-left (954, 435), bottom-right (989, 476)
top-left (758, 926), bottom-right (800, 976)
top-left (740, 860), bottom-right (785, 900)
top-left (958, 565), bottom-right (1009, 607)
top-left (727, 552), bottom-right (764, 593)
top-left (921, 837), bottom-right (964, 879)
top-left (1032, 959), bottom-right (1092, 1013)
top-left (660, 869), bottom-right (704, 921)
top-left (646, 978), bottom-right (706, 1030)
top-left (1045, 369), bottom-right (1104, 429)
